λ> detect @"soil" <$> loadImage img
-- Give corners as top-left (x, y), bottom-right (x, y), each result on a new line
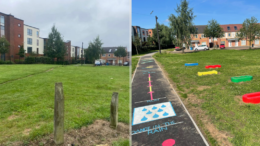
top-left (7, 115), bottom-right (18, 120)
top-left (154, 57), bottom-right (233, 146)
top-left (197, 86), bottom-right (211, 91)
top-left (45, 68), bottom-right (54, 72)
top-left (11, 120), bottom-right (129, 146)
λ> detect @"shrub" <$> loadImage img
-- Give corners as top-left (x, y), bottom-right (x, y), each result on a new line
top-left (25, 56), bottom-right (35, 64)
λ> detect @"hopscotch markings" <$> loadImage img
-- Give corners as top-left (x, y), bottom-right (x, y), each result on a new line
top-left (148, 74), bottom-right (154, 100)
top-left (146, 65), bottom-right (154, 68)
top-left (134, 97), bottom-right (167, 104)
top-left (132, 101), bottom-right (176, 125)
top-left (132, 120), bottom-right (183, 135)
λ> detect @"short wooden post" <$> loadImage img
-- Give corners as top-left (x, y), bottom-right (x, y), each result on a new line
top-left (54, 83), bottom-right (64, 144)
top-left (110, 92), bottom-right (118, 129)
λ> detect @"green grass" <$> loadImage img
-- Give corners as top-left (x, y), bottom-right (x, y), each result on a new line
top-left (112, 139), bottom-right (129, 146)
top-left (154, 49), bottom-right (260, 145)
top-left (0, 65), bottom-right (59, 84)
top-left (0, 65), bottom-right (129, 144)
top-left (131, 57), bottom-right (140, 75)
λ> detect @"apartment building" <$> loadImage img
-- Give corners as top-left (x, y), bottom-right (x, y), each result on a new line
top-left (0, 12), bottom-right (24, 61)
top-left (100, 47), bottom-right (129, 65)
top-left (24, 24), bottom-right (44, 56)
top-left (132, 26), bottom-right (152, 42)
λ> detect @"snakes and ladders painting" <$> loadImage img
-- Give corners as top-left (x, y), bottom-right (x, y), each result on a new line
top-left (132, 101), bottom-right (176, 125)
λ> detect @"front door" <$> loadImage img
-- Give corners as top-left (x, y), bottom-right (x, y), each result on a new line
top-left (229, 41), bottom-right (231, 47)
top-left (195, 42), bottom-right (198, 47)
top-left (113, 60), bottom-right (115, 65)
top-left (235, 41), bottom-right (238, 47)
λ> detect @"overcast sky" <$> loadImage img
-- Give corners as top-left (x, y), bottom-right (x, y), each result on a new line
top-left (0, 0), bottom-right (130, 51)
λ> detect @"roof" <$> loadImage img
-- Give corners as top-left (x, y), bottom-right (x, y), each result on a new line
top-left (24, 24), bottom-right (39, 29)
top-left (102, 47), bottom-right (126, 53)
top-left (220, 24), bottom-right (243, 32)
top-left (194, 25), bottom-right (207, 33)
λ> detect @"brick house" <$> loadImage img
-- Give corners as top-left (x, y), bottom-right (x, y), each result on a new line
top-left (0, 12), bottom-right (24, 61)
top-left (99, 47), bottom-right (129, 65)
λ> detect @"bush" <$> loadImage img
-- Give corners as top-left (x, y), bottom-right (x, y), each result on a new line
top-left (25, 56), bottom-right (35, 64)
top-left (0, 60), bottom-right (14, 64)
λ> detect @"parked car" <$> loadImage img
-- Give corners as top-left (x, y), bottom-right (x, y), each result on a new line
top-left (220, 44), bottom-right (225, 49)
top-left (95, 60), bottom-right (101, 66)
top-left (194, 45), bottom-right (209, 51)
top-left (123, 62), bottom-right (129, 66)
top-left (175, 46), bottom-right (185, 51)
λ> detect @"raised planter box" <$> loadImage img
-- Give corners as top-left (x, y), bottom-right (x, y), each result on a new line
top-left (185, 63), bottom-right (198, 66)
top-left (205, 65), bottom-right (221, 69)
top-left (198, 70), bottom-right (218, 76)
top-left (231, 75), bottom-right (253, 83)
top-left (243, 92), bottom-right (260, 104)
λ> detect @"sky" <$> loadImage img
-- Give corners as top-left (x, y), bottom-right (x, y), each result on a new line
top-left (0, 0), bottom-right (130, 50)
top-left (132, 0), bottom-right (260, 29)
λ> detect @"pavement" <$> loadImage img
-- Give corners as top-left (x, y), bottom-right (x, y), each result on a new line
top-left (131, 53), bottom-right (209, 146)
top-left (170, 46), bottom-right (259, 53)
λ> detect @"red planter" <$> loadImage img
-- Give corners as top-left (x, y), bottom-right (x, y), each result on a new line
top-left (205, 65), bottom-right (221, 69)
top-left (243, 92), bottom-right (260, 104)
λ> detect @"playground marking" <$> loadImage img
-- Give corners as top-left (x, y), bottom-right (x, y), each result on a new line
top-left (146, 65), bottom-right (153, 68)
top-left (131, 121), bottom-right (183, 135)
top-left (148, 74), bottom-right (154, 100)
top-left (132, 101), bottom-right (176, 125)
top-left (142, 71), bottom-right (156, 74)
top-left (162, 139), bottom-right (176, 146)
top-left (135, 97), bottom-right (167, 104)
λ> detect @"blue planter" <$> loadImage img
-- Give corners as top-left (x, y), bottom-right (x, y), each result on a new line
top-left (185, 63), bottom-right (198, 66)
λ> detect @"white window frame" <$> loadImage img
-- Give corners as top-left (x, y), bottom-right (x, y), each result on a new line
top-left (255, 39), bottom-right (259, 45)
top-left (102, 54), bottom-right (106, 57)
top-left (241, 40), bottom-right (246, 45)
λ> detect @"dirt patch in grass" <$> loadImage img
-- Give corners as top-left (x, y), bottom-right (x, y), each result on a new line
top-left (7, 115), bottom-right (18, 121)
top-left (45, 68), bottom-right (54, 72)
top-left (197, 86), bottom-right (211, 91)
top-left (23, 129), bottom-right (31, 136)
top-left (12, 120), bottom-right (129, 146)
top-left (234, 95), bottom-right (247, 106)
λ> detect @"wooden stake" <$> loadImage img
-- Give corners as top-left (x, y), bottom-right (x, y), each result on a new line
top-left (54, 83), bottom-right (64, 144)
top-left (110, 92), bottom-right (118, 129)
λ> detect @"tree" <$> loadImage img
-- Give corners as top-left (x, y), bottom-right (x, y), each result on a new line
top-left (203, 19), bottom-right (224, 49)
top-left (0, 37), bottom-right (10, 61)
top-left (114, 46), bottom-right (126, 66)
top-left (237, 16), bottom-right (260, 49)
top-left (17, 45), bottom-right (25, 62)
top-left (86, 36), bottom-right (103, 66)
top-left (133, 35), bottom-right (141, 55)
top-left (151, 23), bottom-right (174, 48)
top-left (168, 0), bottom-right (196, 53)
top-left (45, 25), bottom-right (66, 61)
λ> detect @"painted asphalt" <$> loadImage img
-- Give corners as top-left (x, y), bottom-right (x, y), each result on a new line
top-left (131, 54), bottom-right (209, 146)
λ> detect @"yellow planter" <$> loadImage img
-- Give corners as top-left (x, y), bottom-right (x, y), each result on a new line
top-left (198, 70), bottom-right (218, 76)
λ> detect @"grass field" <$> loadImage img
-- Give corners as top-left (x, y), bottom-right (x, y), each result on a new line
top-left (154, 49), bottom-right (260, 145)
top-left (131, 57), bottom-right (139, 75)
top-left (0, 65), bottom-right (129, 144)
top-left (0, 65), bottom-right (59, 84)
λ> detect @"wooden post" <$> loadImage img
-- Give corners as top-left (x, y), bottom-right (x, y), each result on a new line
top-left (54, 83), bottom-right (64, 144)
top-left (110, 92), bottom-right (118, 129)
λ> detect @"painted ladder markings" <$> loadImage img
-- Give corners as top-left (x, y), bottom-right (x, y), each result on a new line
top-left (131, 121), bottom-right (183, 135)
top-left (134, 97), bottom-right (167, 104)
top-left (148, 74), bottom-right (154, 100)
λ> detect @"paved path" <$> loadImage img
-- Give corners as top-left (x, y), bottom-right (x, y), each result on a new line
top-left (131, 53), bottom-right (209, 146)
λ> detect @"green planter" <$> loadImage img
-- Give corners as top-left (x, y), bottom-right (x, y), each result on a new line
top-left (231, 75), bottom-right (253, 83)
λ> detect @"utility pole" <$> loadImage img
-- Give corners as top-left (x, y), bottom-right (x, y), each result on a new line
top-left (155, 16), bottom-right (161, 54)
top-left (81, 42), bottom-right (83, 66)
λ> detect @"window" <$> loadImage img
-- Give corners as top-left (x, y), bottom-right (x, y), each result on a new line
top-left (196, 28), bottom-right (198, 31)
top-left (18, 34), bottom-right (20, 37)
top-left (1, 25), bottom-right (4, 37)
top-left (143, 37), bottom-right (146, 41)
top-left (27, 28), bottom-right (32, 36)
top-left (234, 26), bottom-right (237, 30)
top-left (143, 31), bottom-right (145, 35)
top-left (102, 54), bottom-right (106, 57)
top-left (255, 39), bottom-right (259, 44)
top-left (201, 34), bottom-right (204, 38)
top-left (27, 38), bottom-right (32, 45)
top-left (27, 47), bottom-right (32, 53)
top-left (0, 16), bottom-right (4, 25)
top-left (18, 24), bottom-right (21, 27)
top-left (108, 54), bottom-right (111, 57)
top-left (37, 31), bottom-right (39, 37)
top-left (37, 40), bottom-right (39, 46)
top-left (146, 31), bottom-right (148, 36)
top-left (37, 48), bottom-right (39, 54)
top-left (241, 40), bottom-right (246, 45)
top-left (109, 49), bottom-right (111, 52)
top-left (194, 34), bottom-right (198, 38)
top-left (227, 26), bottom-right (230, 30)
top-left (228, 33), bottom-right (231, 37)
